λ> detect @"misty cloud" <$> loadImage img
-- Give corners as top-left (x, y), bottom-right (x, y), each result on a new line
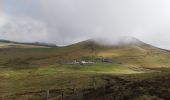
top-left (0, 15), bottom-right (49, 42)
top-left (1, 0), bottom-right (170, 49)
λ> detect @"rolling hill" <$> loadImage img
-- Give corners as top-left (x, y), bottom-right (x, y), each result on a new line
top-left (62, 37), bottom-right (170, 68)
top-left (0, 39), bottom-right (57, 48)
top-left (1, 37), bottom-right (170, 100)
top-left (0, 37), bottom-right (170, 68)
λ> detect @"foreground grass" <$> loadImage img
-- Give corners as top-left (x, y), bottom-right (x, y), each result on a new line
top-left (0, 64), bottom-right (113, 97)
top-left (0, 63), bottom-right (170, 100)
top-left (1, 41), bottom-right (170, 99)
top-left (0, 63), bottom-right (141, 78)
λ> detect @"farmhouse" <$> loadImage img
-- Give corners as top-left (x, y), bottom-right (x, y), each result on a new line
top-left (80, 61), bottom-right (95, 64)
top-left (65, 57), bottom-right (116, 65)
top-left (66, 60), bottom-right (95, 65)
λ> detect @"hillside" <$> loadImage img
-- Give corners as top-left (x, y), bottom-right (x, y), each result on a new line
top-left (1, 37), bottom-right (170, 99)
top-left (64, 37), bottom-right (170, 68)
top-left (0, 37), bottom-right (170, 68)
top-left (0, 39), bottom-right (57, 48)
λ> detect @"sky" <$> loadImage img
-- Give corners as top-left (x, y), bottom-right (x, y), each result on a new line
top-left (0, 0), bottom-right (170, 49)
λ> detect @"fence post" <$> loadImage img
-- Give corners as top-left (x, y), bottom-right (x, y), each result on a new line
top-left (103, 84), bottom-right (106, 100)
top-left (61, 91), bottom-right (64, 100)
top-left (46, 89), bottom-right (50, 100)
top-left (93, 77), bottom-right (96, 90)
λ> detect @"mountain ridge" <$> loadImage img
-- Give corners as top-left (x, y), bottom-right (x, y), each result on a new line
top-left (64, 37), bottom-right (170, 68)
top-left (0, 39), bottom-right (57, 48)
top-left (1, 37), bottom-right (170, 68)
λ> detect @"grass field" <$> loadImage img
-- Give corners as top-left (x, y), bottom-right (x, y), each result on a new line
top-left (0, 63), bottom-right (141, 96)
top-left (0, 62), bottom-right (170, 100)
top-left (0, 39), bottom-right (170, 100)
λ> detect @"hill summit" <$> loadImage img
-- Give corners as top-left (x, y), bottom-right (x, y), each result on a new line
top-left (89, 36), bottom-right (145, 46)
top-left (70, 36), bottom-right (149, 49)
top-left (1, 37), bottom-right (170, 68)
top-left (66, 36), bottom-right (170, 68)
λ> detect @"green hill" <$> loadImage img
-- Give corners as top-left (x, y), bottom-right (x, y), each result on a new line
top-left (61, 37), bottom-right (170, 68)
top-left (0, 37), bottom-right (170, 68)
top-left (0, 39), bottom-right (57, 48)
top-left (1, 37), bottom-right (170, 99)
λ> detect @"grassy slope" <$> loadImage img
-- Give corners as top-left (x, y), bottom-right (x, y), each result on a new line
top-left (0, 63), bottom-right (118, 99)
top-left (0, 39), bottom-right (170, 99)
top-left (68, 39), bottom-right (170, 68)
top-left (0, 42), bottom-right (52, 48)
top-left (1, 39), bottom-right (170, 68)
top-left (1, 65), bottom-right (170, 100)
top-left (0, 64), bottom-right (170, 100)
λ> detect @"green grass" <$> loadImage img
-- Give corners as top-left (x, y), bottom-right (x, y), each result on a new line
top-left (56, 63), bottom-right (139, 74)
top-left (0, 62), bottom-right (148, 99)
top-left (1, 40), bottom-right (170, 99)
top-left (1, 41), bottom-right (170, 68)
top-left (0, 63), bottom-right (170, 100)
top-left (0, 63), bottom-right (137, 78)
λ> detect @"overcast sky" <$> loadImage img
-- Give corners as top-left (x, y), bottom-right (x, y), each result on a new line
top-left (0, 0), bottom-right (170, 49)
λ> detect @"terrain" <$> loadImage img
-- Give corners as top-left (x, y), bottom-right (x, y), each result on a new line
top-left (0, 39), bottom-right (57, 48)
top-left (0, 37), bottom-right (170, 100)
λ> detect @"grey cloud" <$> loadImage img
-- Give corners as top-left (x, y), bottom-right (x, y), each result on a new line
top-left (1, 0), bottom-right (170, 49)
top-left (0, 16), bottom-right (49, 42)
